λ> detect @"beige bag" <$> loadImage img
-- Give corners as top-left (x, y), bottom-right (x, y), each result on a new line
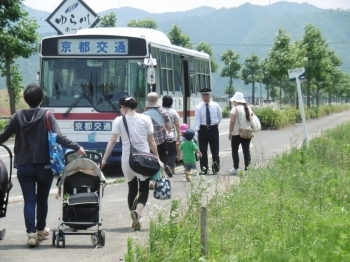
top-left (236, 106), bottom-right (254, 139)
top-left (239, 127), bottom-right (254, 139)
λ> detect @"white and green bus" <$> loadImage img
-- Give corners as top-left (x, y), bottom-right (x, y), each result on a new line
top-left (38, 27), bottom-right (211, 162)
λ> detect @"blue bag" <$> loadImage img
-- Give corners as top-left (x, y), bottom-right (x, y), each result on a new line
top-left (46, 112), bottom-right (65, 174)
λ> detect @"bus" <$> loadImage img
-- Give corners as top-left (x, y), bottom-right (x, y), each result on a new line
top-left (38, 27), bottom-right (211, 162)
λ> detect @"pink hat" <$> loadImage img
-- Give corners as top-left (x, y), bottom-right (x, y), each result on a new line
top-left (180, 123), bottom-right (188, 133)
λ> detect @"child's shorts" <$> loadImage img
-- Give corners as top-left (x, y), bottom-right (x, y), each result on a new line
top-left (183, 162), bottom-right (197, 172)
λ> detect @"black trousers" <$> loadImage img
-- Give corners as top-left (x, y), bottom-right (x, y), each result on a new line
top-left (231, 135), bottom-right (251, 171)
top-left (198, 125), bottom-right (220, 172)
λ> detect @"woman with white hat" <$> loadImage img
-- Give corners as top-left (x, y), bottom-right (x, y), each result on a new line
top-left (228, 92), bottom-right (253, 174)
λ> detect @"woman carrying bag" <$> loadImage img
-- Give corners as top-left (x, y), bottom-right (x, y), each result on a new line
top-left (228, 92), bottom-right (253, 175)
top-left (101, 96), bottom-right (162, 231)
top-left (0, 84), bottom-right (86, 247)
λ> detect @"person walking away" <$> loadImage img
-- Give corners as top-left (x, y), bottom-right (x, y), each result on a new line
top-left (143, 93), bottom-right (172, 182)
top-left (101, 96), bottom-right (162, 231)
top-left (194, 88), bottom-right (222, 175)
top-left (177, 129), bottom-right (202, 181)
top-left (0, 84), bottom-right (86, 247)
top-left (162, 95), bottom-right (180, 175)
top-left (228, 92), bottom-right (253, 174)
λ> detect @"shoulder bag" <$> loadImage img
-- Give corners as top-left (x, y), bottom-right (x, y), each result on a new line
top-left (154, 170), bottom-right (172, 200)
top-left (236, 107), bottom-right (254, 139)
top-left (122, 115), bottom-right (160, 177)
top-left (251, 113), bottom-right (261, 132)
top-left (46, 111), bottom-right (65, 174)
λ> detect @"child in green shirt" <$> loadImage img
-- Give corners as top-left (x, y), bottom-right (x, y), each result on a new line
top-left (177, 129), bottom-right (202, 181)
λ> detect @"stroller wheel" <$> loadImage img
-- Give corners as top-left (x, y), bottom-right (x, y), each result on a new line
top-left (56, 232), bottom-right (65, 248)
top-left (0, 228), bottom-right (5, 240)
top-left (98, 230), bottom-right (105, 246)
top-left (91, 233), bottom-right (99, 246)
top-left (52, 230), bottom-right (56, 246)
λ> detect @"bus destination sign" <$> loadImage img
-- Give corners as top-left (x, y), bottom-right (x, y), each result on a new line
top-left (58, 39), bottom-right (129, 55)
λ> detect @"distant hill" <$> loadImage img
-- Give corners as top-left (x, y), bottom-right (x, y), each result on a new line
top-left (5, 2), bottom-right (350, 96)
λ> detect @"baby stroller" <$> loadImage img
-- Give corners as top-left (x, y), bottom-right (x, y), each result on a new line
top-left (53, 151), bottom-right (105, 248)
top-left (0, 144), bottom-right (13, 240)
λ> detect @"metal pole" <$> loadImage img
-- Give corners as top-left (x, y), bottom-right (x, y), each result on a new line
top-left (296, 77), bottom-right (309, 148)
top-left (200, 207), bottom-right (208, 256)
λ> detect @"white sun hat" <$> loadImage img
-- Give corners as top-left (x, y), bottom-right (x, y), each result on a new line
top-left (230, 92), bottom-right (246, 103)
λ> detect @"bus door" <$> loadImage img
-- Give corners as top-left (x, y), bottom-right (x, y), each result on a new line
top-left (182, 60), bottom-right (190, 124)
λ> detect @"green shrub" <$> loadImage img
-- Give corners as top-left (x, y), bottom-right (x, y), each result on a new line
top-left (0, 119), bottom-right (8, 130)
top-left (222, 109), bottom-right (230, 118)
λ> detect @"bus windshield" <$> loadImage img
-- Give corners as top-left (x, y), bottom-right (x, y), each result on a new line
top-left (41, 58), bottom-right (147, 112)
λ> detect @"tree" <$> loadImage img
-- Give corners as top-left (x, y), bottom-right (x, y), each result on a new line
top-left (96, 12), bottom-right (117, 27)
top-left (195, 42), bottom-right (218, 73)
top-left (127, 19), bottom-right (157, 29)
top-left (1, 65), bottom-right (23, 104)
top-left (220, 49), bottom-right (241, 109)
top-left (241, 54), bottom-right (262, 105)
top-left (267, 27), bottom-right (293, 104)
top-left (300, 24), bottom-right (330, 107)
top-left (167, 25), bottom-right (192, 49)
top-left (0, 1), bottom-right (39, 114)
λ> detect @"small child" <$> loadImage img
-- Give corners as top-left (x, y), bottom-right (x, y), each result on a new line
top-left (177, 129), bottom-right (202, 182)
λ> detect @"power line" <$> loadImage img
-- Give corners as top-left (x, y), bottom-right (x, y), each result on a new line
top-left (193, 41), bottom-right (350, 47)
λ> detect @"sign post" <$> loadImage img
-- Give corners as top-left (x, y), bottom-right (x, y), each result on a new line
top-left (288, 68), bottom-right (309, 148)
top-left (45, 0), bottom-right (99, 35)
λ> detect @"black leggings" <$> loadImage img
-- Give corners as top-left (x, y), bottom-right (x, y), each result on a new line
top-left (127, 176), bottom-right (150, 211)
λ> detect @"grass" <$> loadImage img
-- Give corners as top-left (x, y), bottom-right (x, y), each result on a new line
top-left (126, 122), bottom-right (350, 261)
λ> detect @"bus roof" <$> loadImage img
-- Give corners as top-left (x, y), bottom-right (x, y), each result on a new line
top-left (76, 27), bottom-right (171, 45)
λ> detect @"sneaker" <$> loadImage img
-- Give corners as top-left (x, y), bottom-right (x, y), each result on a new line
top-left (37, 226), bottom-right (50, 241)
top-left (131, 210), bottom-right (141, 231)
top-left (27, 233), bottom-right (39, 247)
top-left (171, 167), bottom-right (175, 174)
top-left (164, 165), bottom-right (173, 177)
top-left (230, 168), bottom-right (239, 175)
top-left (185, 172), bottom-right (192, 182)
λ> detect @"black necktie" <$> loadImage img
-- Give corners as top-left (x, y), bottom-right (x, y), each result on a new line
top-left (206, 103), bottom-right (211, 126)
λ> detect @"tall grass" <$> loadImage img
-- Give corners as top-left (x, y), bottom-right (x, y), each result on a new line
top-left (127, 122), bottom-right (350, 261)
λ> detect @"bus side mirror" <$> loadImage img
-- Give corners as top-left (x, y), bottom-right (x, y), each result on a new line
top-left (147, 67), bottom-right (156, 85)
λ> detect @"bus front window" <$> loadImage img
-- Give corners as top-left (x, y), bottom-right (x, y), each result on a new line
top-left (41, 59), bottom-right (146, 112)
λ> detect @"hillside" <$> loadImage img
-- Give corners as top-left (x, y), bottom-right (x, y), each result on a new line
top-left (3, 2), bottom-right (350, 96)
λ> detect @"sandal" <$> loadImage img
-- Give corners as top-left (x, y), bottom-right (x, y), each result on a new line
top-left (37, 226), bottom-right (50, 241)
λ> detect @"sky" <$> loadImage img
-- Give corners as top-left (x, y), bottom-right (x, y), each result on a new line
top-left (23, 0), bottom-right (350, 13)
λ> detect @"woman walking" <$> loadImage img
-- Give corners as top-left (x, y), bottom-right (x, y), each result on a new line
top-left (0, 84), bottom-right (86, 247)
top-left (228, 92), bottom-right (253, 174)
top-left (101, 96), bottom-right (162, 231)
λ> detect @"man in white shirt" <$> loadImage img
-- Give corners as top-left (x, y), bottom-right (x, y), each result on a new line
top-left (194, 88), bottom-right (222, 175)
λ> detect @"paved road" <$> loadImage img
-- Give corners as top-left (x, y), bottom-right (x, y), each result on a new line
top-left (1, 111), bottom-right (350, 261)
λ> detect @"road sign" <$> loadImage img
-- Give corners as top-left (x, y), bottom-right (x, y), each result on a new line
top-left (288, 67), bottom-right (309, 148)
top-left (288, 68), bottom-right (305, 80)
top-left (46, 0), bottom-right (99, 35)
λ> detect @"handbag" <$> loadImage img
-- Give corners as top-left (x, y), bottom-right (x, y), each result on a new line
top-left (122, 116), bottom-right (160, 177)
top-left (239, 127), bottom-right (254, 139)
top-left (154, 171), bottom-right (172, 200)
top-left (251, 113), bottom-right (261, 132)
top-left (46, 111), bottom-right (65, 175)
top-left (236, 107), bottom-right (254, 139)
